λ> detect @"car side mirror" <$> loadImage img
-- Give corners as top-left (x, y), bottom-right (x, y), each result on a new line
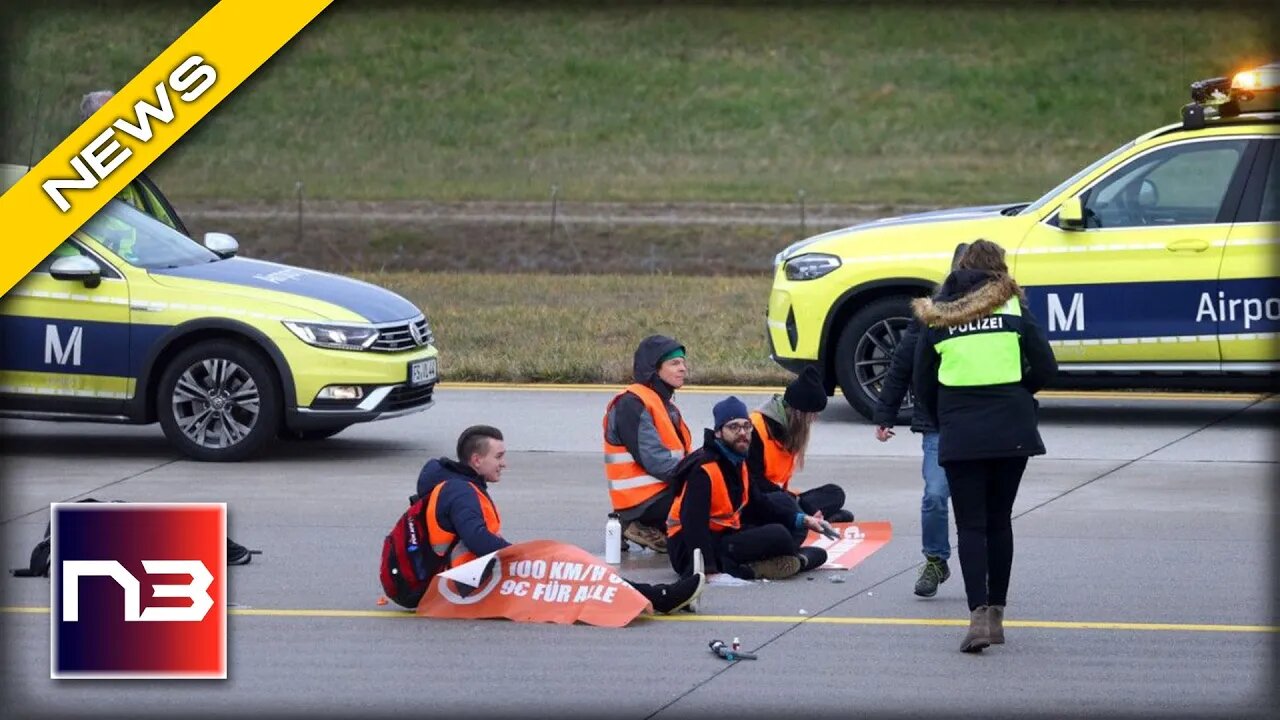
top-left (204, 232), bottom-right (239, 258)
top-left (1059, 197), bottom-right (1086, 231)
top-left (49, 255), bottom-right (102, 289)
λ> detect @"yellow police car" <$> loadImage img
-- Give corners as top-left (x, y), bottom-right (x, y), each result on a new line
top-left (768, 61), bottom-right (1280, 419)
top-left (0, 166), bottom-right (440, 461)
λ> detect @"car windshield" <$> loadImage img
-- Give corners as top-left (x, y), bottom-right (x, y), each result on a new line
top-left (1019, 138), bottom-right (1139, 215)
top-left (79, 199), bottom-right (219, 269)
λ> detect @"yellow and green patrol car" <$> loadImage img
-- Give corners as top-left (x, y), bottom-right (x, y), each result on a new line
top-left (0, 166), bottom-right (440, 461)
top-left (768, 61), bottom-right (1280, 419)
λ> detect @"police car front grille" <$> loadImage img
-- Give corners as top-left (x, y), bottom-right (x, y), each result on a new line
top-left (371, 317), bottom-right (433, 352)
top-left (383, 383), bottom-right (434, 412)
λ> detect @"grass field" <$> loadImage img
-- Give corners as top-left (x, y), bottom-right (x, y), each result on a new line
top-left (3, 3), bottom-right (1272, 207)
top-left (362, 271), bottom-right (789, 385)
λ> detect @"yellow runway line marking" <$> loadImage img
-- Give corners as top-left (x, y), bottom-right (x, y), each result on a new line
top-left (4, 606), bottom-right (1274, 633)
top-left (436, 382), bottom-right (1273, 403)
top-left (648, 614), bottom-right (1280, 633)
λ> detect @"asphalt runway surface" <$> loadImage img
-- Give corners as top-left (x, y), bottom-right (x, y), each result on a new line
top-left (1, 385), bottom-right (1276, 719)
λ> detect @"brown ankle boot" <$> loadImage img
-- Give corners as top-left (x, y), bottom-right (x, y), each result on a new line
top-left (989, 605), bottom-right (1005, 644)
top-left (960, 605), bottom-right (991, 653)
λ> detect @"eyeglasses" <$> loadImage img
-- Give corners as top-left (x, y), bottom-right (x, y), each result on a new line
top-left (720, 421), bottom-right (753, 433)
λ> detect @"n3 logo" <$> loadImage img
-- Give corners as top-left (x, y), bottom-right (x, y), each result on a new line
top-left (51, 502), bottom-right (227, 680)
top-left (61, 560), bottom-right (214, 622)
top-left (44, 324), bottom-right (83, 366)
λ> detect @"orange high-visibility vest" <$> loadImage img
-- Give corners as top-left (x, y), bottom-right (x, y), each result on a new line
top-left (602, 383), bottom-right (692, 511)
top-left (425, 480), bottom-right (503, 569)
top-left (750, 411), bottom-right (797, 493)
top-left (666, 460), bottom-right (749, 537)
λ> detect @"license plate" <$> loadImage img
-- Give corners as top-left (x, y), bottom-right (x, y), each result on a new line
top-left (408, 358), bottom-right (437, 386)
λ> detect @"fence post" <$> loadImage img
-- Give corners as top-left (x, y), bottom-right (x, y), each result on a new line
top-left (798, 188), bottom-right (807, 237)
top-left (295, 180), bottom-right (304, 249)
top-left (549, 184), bottom-right (559, 245)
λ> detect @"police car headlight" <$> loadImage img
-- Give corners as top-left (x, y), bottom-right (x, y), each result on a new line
top-left (784, 253), bottom-right (842, 281)
top-left (283, 320), bottom-right (379, 351)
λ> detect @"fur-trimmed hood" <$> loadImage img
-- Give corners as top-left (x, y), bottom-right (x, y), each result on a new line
top-left (912, 270), bottom-right (1024, 328)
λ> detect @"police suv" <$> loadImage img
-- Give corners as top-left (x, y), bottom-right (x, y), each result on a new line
top-left (767, 61), bottom-right (1280, 419)
top-left (0, 166), bottom-right (439, 461)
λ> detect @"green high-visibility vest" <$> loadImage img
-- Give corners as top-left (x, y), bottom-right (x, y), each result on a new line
top-left (104, 183), bottom-right (150, 263)
top-left (935, 296), bottom-right (1023, 387)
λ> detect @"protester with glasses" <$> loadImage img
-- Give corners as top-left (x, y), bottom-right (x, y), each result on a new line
top-left (665, 396), bottom-right (833, 583)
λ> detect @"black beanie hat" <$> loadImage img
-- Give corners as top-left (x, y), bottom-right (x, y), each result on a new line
top-left (784, 366), bottom-right (827, 413)
top-left (713, 396), bottom-right (750, 431)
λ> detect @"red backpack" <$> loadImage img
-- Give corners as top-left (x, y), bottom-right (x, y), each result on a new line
top-left (379, 486), bottom-right (452, 609)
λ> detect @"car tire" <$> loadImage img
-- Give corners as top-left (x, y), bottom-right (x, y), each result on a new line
top-left (156, 339), bottom-right (282, 462)
top-left (834, 295), bottom-right (917, 422)
top-left (280, 425), bottom-right (349, 441)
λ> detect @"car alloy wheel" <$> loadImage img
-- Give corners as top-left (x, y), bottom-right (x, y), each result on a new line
top-left (852, 317), bottom-right (913, 412)
top-left (171, 358), bottom-right (262, 450)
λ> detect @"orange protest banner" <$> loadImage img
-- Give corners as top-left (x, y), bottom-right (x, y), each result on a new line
top-left (417, 540), bottom-right (653, 628)
top-left (802, 521), bottom-right (893, 570)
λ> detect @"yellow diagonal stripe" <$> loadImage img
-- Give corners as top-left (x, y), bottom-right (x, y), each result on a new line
top-left (0, 0), bottom-right (332, 297)
top-left (3, 606), bottom-right (1275, 633)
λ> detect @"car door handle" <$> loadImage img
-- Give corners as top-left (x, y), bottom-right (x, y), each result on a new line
top-left (1166, 238), bottom-right (1209, 252)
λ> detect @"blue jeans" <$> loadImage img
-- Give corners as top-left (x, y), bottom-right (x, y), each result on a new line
top-left (920, 432), bottom-right (951, 561)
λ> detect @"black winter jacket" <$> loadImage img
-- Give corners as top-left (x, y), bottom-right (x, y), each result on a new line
top-left (870, 321), bottom-right (937, 433)
top-left (670, 429), bottom-right (803, 574)
top-left (911, 270), bottom-right (1057, 465)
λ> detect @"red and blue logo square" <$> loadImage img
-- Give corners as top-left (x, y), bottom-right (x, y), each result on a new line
top-left (50, 502), bottom-right (227, 679)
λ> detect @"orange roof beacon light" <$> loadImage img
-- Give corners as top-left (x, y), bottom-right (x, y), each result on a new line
top-left (1182, 60), bottom-right (1279, 130)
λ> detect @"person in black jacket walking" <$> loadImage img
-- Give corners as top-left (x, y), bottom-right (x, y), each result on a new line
top-left (872, 243), bottom-right (968, 598)
top-left (911, 239), bottom-right (1057, 653)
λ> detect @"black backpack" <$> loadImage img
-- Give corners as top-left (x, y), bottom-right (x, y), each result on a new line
top-left (9, 498), bottom-right (260, 577)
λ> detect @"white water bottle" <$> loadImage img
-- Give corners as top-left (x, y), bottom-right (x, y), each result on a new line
top-left (605, 513), bottom-right (622, 564)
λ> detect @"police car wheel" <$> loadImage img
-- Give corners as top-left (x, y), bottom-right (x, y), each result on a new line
top-left (156, 340), bottom-right (282, 462)
top-left (834, 296), bottom-right (915, 422)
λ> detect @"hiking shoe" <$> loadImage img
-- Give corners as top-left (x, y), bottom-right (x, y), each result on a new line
top-left (989, 605), bottom-right (1005, 644)
top-left (796, 547), bottom-right (828, 571)
top-left (746, 555), bottom-right (802, 580)
top-left (960, 606), bottom-right (991, 653)
top-left (647, 573), bottom-right (707, 614)
top-left (624, 522), bottom-right (668, 553)
top-left (913, 556), bottom-right (950, 597)
top-left (825, 509), bottom-right (855, 523)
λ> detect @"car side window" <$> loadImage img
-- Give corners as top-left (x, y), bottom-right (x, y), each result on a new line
top-left (1258, 144), bottom-right (1280, 223)
top-left (134, 178), bottom-right (184, 233)
top-left (1081, 139), bottom-right (1248, 229)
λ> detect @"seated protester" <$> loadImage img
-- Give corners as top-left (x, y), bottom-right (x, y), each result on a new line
top-left (601, 335), bottom-right (694, 554)
top-left (667, 397), bottom-right (831, 582)
top-left (416, 425), bottom-right (705, 614)
top-left (747, 366), bottom-right (853, 522)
